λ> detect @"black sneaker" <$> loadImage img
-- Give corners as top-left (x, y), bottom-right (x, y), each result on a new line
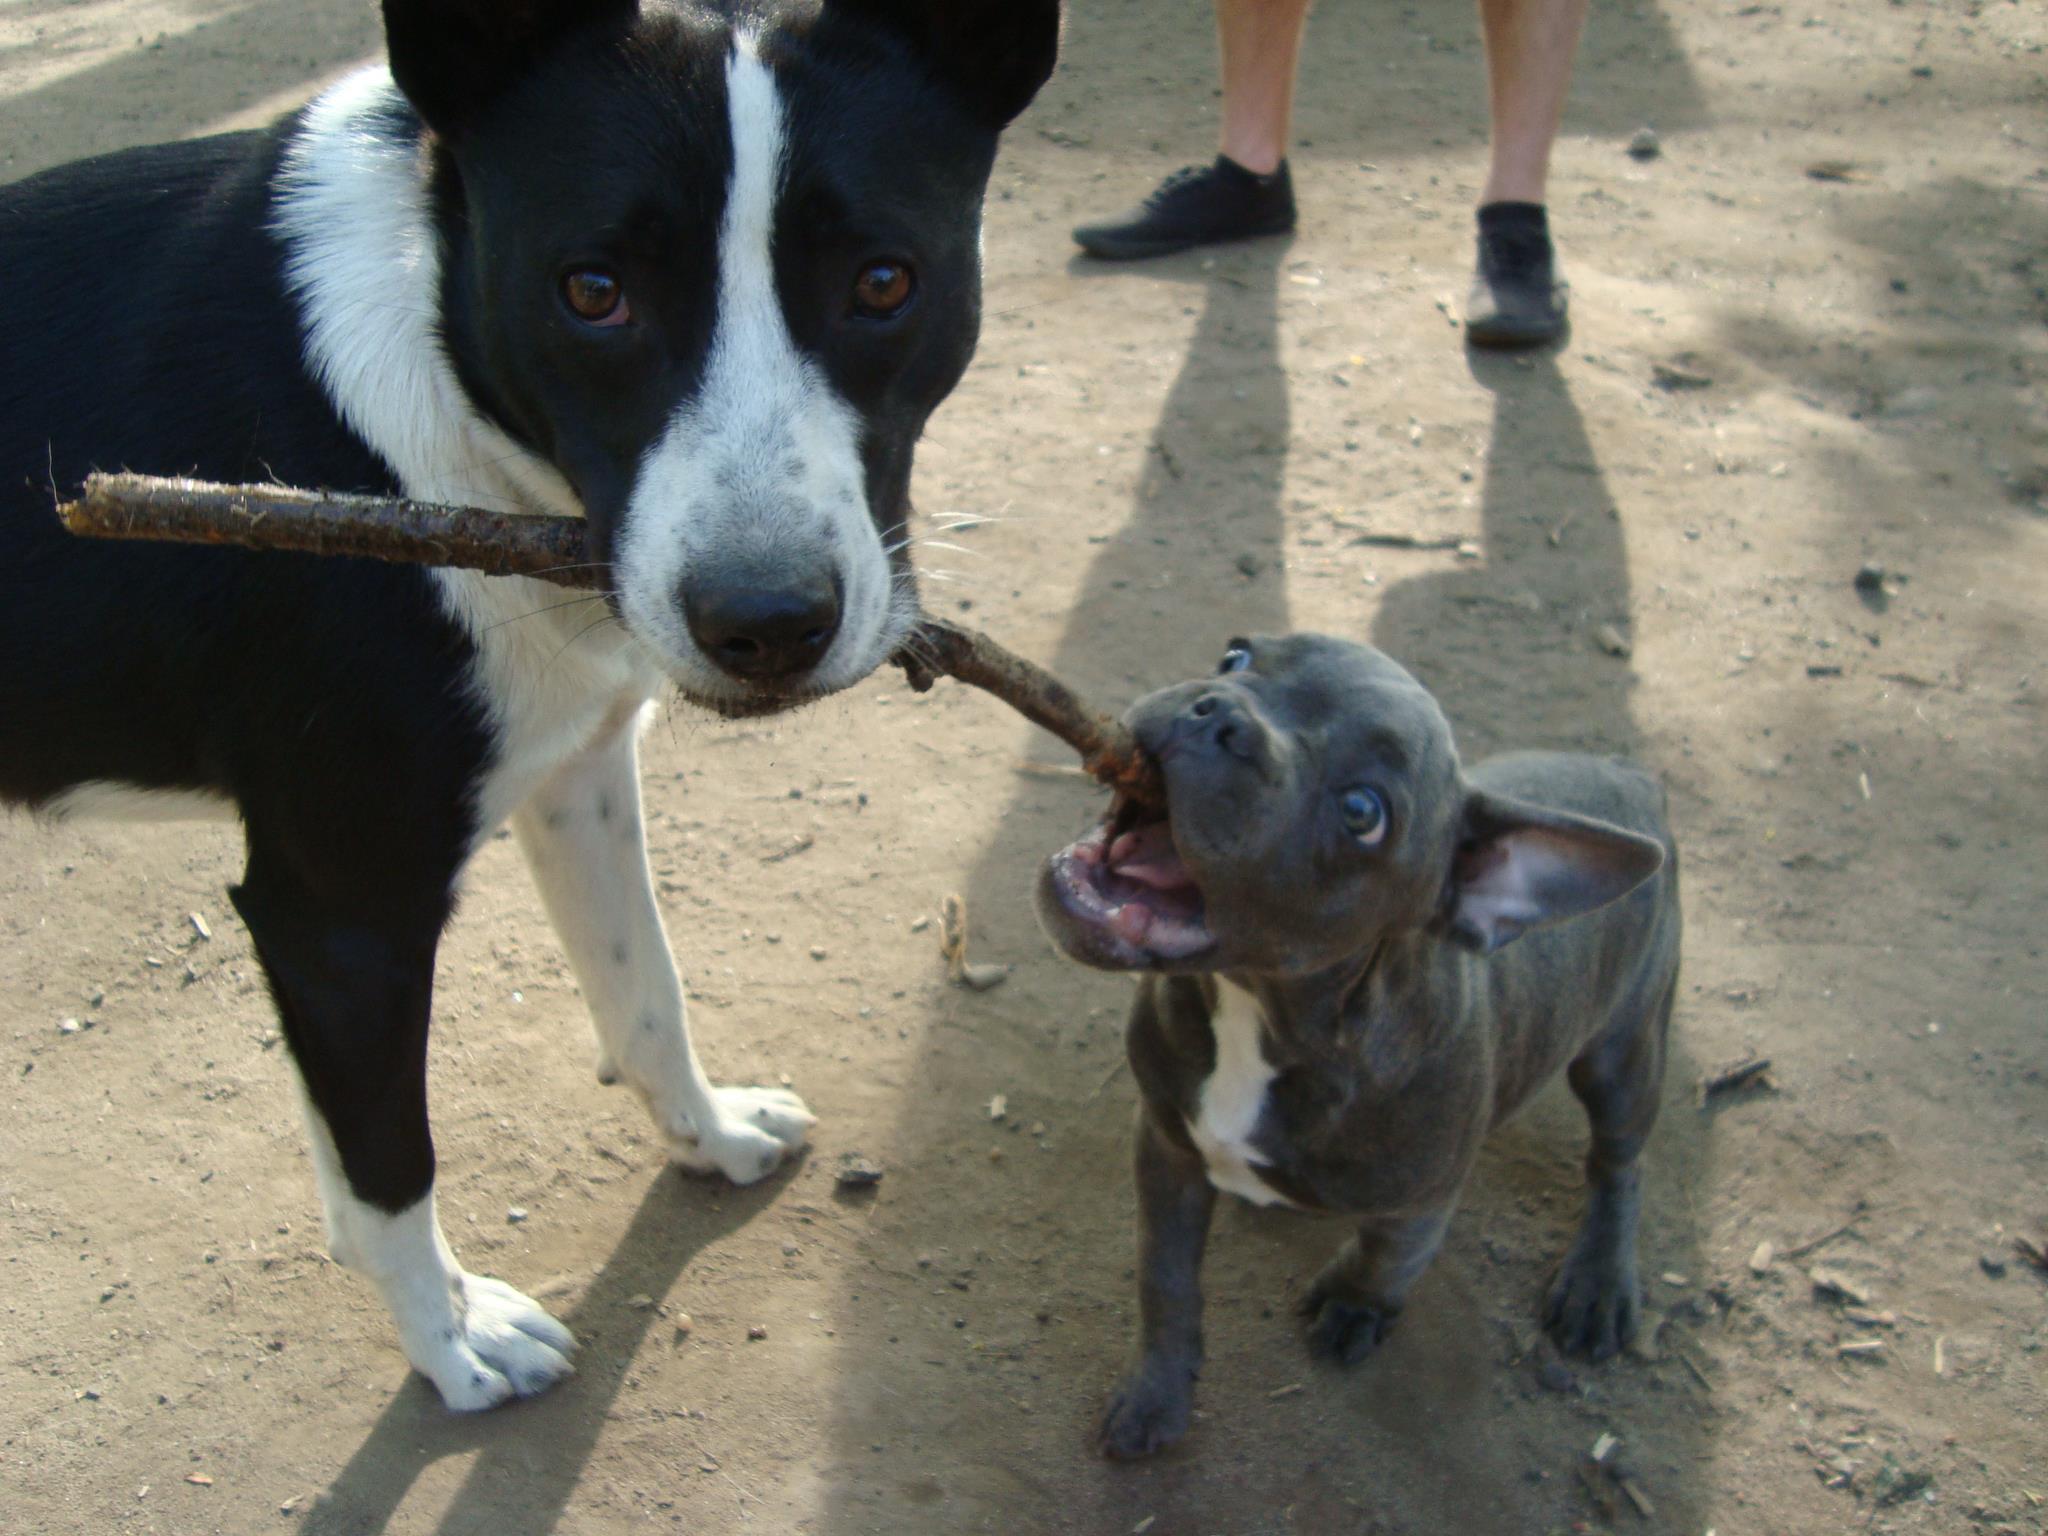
top-left (1465, 202), bottom-right (1569, 347)
top-left (1073, 156), bottom-right (1297, 261)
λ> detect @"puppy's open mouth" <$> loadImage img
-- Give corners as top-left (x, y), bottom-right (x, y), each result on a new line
top-left (1046, 796), bottom-right (1216, 964)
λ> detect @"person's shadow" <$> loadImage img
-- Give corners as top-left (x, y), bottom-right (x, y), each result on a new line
top-left (298, 1170), bottom-right (777, 1536)
top-left (1363, 344), bottom-right (1712, 1534)
top-left (1373, 347), bottom-right (1637, 758)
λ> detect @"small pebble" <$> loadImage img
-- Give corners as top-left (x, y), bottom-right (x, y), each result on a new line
top-left (809, 946), bottom-right (827, 961)
top-left (1537, 1359), bottom-right (1578, 1394)
top-left (1235, 552), bottom-right (1263, 578)
top-left (1853, 562), bottom-right (1886, 593)
top-left (625, 1293), bottom-right (656, 1311)
top-left (1978, 1252), bottom-right (2008, 1279)
top-left (1594, 623), bottom-right (1633, 659)
top-left (1627, 126), bottom-right (1661, 159)
top-left (835, 1154), bottom-right (884, 1188)
top-left (672, 1314), bottom-right (693, 1337)
top-left (747, 1324), bottom-right (768, 1341)
top-left (506, 1207), bottom-right (528, 1224)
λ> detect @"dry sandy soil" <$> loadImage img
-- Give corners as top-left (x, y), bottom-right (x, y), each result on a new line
top-left (2, 1), bottom-right (2044, 1533)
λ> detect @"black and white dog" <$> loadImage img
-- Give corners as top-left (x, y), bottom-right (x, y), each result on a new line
top-left (0, 0), bottom-right (1056, 1409)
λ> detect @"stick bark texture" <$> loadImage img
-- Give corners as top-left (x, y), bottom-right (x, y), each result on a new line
top-left (57, 472), bottom-right (602, 587)
top-left (55, 472), bottom-right (1164, 808)
top-left (893, 618), bottom-right (1165, 809)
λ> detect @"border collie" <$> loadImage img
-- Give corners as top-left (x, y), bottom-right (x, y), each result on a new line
top-left (0, 0), bottom-right (1057, 1410)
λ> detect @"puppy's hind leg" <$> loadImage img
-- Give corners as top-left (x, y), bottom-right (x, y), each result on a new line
top-left (513, 702), bottom-right (812, 1186)
top-left (1545, 970), bottom-right (1676, 1360)
top-left (234, 853), bottom-right (573, 1411)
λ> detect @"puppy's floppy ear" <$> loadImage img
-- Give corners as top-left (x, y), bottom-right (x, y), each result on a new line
top-left (827, 0), bottom-right (1061, 128)
top-left (382, 0), bottom-right (638, 140)
top-left (1436, 788), bottom-right (1665, 955)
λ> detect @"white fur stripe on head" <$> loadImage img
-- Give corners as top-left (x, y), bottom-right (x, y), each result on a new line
top-left (615, 29), bottom-right (897, 702)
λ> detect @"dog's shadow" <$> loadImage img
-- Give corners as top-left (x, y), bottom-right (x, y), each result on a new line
top-left (299, 1170), bottom-right (775, 1536)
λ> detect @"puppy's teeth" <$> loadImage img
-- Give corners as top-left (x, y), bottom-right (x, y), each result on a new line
top-left (1110, 904), bottom-right (1154, 945)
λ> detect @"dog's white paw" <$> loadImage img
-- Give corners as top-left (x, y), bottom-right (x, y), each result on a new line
top-left (410, 1273), bottom-right (576, 1412)
top-left (667, 1085), bottom-right (815, 1184)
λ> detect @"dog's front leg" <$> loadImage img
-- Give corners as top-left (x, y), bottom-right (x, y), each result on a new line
top-left (233, 858), bottom-right (573, 1412)
top-left (1299, 1205), bottom-right (1456, 1366)
top-left (1097, 1107), bottom-right (1216, 1460)
top-left (514, 702), bottom-right (813, 1184)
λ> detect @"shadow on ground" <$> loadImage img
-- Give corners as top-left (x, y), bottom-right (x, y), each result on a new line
top-left (300, 1172), bottom-right (778, 1536)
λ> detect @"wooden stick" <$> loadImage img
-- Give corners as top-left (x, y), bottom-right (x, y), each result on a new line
top-left (55, 472), bottom-right (1164, 808)
top-left (893, 617), bottom-right (1163, 809)
top-left (58, 472), bottom-right (603, 586)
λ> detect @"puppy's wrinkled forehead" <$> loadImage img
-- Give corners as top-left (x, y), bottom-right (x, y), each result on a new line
top-left (1238, 634), bottom-right (1460, 781)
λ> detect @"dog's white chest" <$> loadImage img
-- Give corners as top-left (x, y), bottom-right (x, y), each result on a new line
top-left (1186, 982), bottom-right (1293, 1207)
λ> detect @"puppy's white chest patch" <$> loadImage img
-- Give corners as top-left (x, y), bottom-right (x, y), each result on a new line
top-left (1187, 982), bottom-right (1294, 1207)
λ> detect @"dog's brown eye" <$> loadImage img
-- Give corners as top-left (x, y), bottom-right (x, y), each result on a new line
top-left (563, 269), bottom-right (629, 326)
top-left (851, 260), bottom-right (915, 319)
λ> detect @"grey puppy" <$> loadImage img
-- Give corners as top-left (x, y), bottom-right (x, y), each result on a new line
top-left (1038, 634), bottom-right (1681, 1459)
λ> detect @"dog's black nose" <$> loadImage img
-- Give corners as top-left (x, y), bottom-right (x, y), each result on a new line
top-left (684, 579), bottom-right (841, 682)
top-left (1182, 689), bottom-right (1254, 757)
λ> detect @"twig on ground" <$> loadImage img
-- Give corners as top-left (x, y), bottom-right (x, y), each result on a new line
top-left (1698, 1055), bottom-right (1773, 1106)
top-left (1783, 1207), bottom-right (1869, 1261)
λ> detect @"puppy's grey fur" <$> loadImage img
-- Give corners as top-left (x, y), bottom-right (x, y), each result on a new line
top-left (1038, 634), bottom-right (1681, 1459)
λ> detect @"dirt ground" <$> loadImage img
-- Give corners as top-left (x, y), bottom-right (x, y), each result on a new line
top-left (3, 1), bottom-right (2044, 1532)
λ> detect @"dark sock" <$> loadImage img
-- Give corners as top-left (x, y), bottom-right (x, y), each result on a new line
top-left (1216, 153), bottom-right (1288, 188)
top-left (1477, 200), bottom-right (1550, 239)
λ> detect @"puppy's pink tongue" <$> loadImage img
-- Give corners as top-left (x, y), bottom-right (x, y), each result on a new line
top-left (1111, 903), bottom-right (1155, 946)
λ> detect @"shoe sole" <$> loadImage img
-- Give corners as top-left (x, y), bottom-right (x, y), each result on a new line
top-left (1464, 314), bottom-right (1569, 348)
top-left (1073, 223), bottom-right (1296, 262)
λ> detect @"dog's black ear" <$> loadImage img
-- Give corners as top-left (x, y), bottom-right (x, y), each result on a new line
top-left (382, 0), bottom-right (638, 139)
top-left (828, 0), bottom-right (1061, 128)
top-left (1437, 789), bottom-right (1665, 955)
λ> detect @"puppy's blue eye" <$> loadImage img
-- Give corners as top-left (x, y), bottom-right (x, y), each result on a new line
top-left (1218, 643), bottom-right (1252, 674)
top-left (1341, 787), bottom-right (1389, 845)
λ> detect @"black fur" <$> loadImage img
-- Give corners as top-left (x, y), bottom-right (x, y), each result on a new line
top-left (0, 0), bottom-right (1059, 1403)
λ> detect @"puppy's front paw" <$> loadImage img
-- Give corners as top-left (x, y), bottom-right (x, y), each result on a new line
top-left (1299, 1257), bottom-right (1403, 1366)
top-left (668, 1085), bottom-right (815, 1184)
top-left (1301, 1292), bottom-right (1398, 1366)
top-left (1543, 1246), bottom-right (1639, 1361)
top-left (1095, 1360), bottom-right (1196, 1460)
